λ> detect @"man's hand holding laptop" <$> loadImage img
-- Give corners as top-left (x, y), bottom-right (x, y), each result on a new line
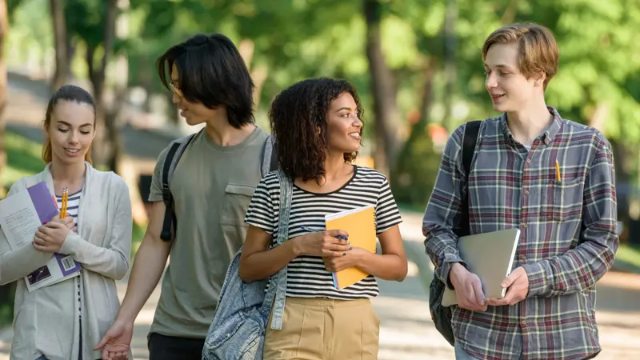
top-left (450, 263), bottom-right (530, 310)
top-left (449, 263), bottom-right (488, 312)
top-left (485, 267), bottom-right (529, 306)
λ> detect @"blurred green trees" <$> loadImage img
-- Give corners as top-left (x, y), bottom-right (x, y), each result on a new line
top-left (3, 0), bottom-right (640, 207)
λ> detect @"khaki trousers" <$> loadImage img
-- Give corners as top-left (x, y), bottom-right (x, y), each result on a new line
top-left (263, 297), bottom-right (380, 360)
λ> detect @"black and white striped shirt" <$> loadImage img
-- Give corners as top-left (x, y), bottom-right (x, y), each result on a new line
top-left (56, 189), bottom-right (82, 327)
top-left (244, 165), bottom-right (402, 299)
top-left (57, 189), bottom-right (81, 227)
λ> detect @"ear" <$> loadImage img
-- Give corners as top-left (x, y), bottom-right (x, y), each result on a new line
top-left (41, 119), bottom-right (50, 136)
top-left (534, 72), bottom-right (546, 88)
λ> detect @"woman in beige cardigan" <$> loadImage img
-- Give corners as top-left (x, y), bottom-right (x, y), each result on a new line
top-left (0, 85), bottom-right (133, 360)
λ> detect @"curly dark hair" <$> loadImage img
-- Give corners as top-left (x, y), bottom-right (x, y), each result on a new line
top-left (269, 78), bottom-right (365, 183)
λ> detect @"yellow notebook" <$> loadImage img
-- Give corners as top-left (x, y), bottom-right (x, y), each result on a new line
top-left (325, 204), bottom-right (376, 289)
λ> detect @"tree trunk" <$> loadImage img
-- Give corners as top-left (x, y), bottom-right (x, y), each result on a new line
top-left (66, 31), bottom-right (75, 69)
top-left (501, 0), bottom-right (520, 24)
top-left (50, 0), bottom-right (70, 91)
top-left (406, 59), bottom-right (437, 145)
top-left (86, 44), bottom-right (97, 90)
top-left (588, 102), bottom-right (609, 133)
top-left (237, 38), bottom-right (268, 111)
top-left (164, 91), bottom-right (179, 124)
top-left (443, 0), bottom-right (457, 132)
top-left (87, 0), bottom-right (120, 172)
top-left (86, 43), bottom-right (103, 165)
top-left (104, 108), bottom-right (122, 172)
top-left (0, 0), bottom-right (9, 196)
top-left (364, 0), bottom-right (399, 177)
top-left (418, 59), bottom-right (437, 129)
top-left (251, 65), bottom-right (268, 110)
top-left (611, 140), bottom-right (633, 224)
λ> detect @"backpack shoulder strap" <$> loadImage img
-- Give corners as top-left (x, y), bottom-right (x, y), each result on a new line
top-left (261, 134), bottom-right (279, 177)
top-left (260, 169), bottom-right (293, 331)
top-left (462, 121), bottom-right (481, 176)
top-left (160, 130), bottom-right (198, 241)
top-left (458, 120), bottom-right (481, 237)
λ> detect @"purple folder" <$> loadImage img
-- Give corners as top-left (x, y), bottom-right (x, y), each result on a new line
top-left (26, 181), bottom-right (58, 224)
top-left (26, 181), bottom-right (82, 277)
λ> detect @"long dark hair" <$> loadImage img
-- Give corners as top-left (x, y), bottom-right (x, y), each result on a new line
top-left (42, 85), bottom-right (96, 164)
top-left (157, 33), bottom-right (255, 128)
top-left (269, 78), bottom-right (364, 183)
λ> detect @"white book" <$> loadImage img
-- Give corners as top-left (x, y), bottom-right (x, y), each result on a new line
top-left (324, 204), bottom-right (375, 221)
top-left (0, 181), bottom-right (82, 292)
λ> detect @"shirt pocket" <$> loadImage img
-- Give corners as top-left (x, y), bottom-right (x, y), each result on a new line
top-left (542, 177), bottom-right (584, 222)
top-left (220, 184), bottom-right (255, 249)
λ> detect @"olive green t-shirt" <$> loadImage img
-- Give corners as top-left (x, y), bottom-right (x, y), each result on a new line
top-left (147, 126), bottom-right (269, 339)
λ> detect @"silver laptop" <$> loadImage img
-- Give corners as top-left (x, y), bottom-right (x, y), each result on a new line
top-left (442, 228), bottom-right (520, 307)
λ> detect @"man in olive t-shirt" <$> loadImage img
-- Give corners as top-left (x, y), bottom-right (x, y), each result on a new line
top-left (96, 33), bottom-right (272, 360)
top-left (148, 126), bottom-right (268, 338)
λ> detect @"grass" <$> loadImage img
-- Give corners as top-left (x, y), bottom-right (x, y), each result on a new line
top-left (617, 244), bottom-right (640, 269)
top-left (3, 131), bottom-right (45, 189)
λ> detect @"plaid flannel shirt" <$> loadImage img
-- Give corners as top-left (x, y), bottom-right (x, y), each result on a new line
top-left (423, 107), bottom-right (618, 360)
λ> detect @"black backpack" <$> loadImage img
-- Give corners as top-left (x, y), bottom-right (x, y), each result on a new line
top-left (159, 130), bottom-right (278, 241)
top-left (429, 120), bottom-right (481, 346)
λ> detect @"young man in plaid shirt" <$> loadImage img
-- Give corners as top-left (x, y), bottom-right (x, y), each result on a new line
top-left (423, 23), bottom-right (618, 360)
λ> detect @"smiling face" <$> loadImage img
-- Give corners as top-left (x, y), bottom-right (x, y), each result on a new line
top-left (481, 24), bottom-right (559, 114)
top-left (46, 100), bottom-right (95, 165)
top-left (170, 63), bottom-right (218, 126)
top-left (325, 92), bottom-right (363, 155)
top-left (484, 42), bottom-right (542, 113)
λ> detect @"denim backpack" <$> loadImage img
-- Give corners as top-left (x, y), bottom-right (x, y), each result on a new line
top-left (202, 170), bottom-right (292, 360)
top-left (429, 120), bottom-right (481, 346)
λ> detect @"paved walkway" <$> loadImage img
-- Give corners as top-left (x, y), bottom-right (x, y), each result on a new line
top-left (1, 215), bottom-right (640, 359)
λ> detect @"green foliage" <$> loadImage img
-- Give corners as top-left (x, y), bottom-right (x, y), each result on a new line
top-left (3, 131), bottom-right (44, 189)
top-left (391, 127), bottom-right (442, 206)
top-left (6, 0), bottom-right (640, 172)
top-left (7, 0), bottom-right (26, 17)
top-left (0, 282), bottom-right (16, 328)
top-left (617, 244), bottom-right (640, 270)
top-left (65, 0), bottom-right (107, 49)
top-left (121, 0), bottom-right (640, 148)
top-left (6, 0), bottom-right (52, 70)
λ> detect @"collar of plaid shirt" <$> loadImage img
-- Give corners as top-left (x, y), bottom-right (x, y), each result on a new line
top-left (423, 106), bottom-right (618, 360)
top-left (499, 106), bottom-right (563, 148)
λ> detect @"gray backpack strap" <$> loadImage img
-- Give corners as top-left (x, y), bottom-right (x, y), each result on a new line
top-left (261, 134), bottom-right (278, 177)
top-left (160, 130), bottom-right (199, 241)
top-left (275, 171), bottom-right (293, 247)
top-left (260, 170), bottom-right (292, 330)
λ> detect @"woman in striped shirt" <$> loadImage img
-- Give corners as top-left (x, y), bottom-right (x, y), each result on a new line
top-left (239, 78), bottom-right (408, 359)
